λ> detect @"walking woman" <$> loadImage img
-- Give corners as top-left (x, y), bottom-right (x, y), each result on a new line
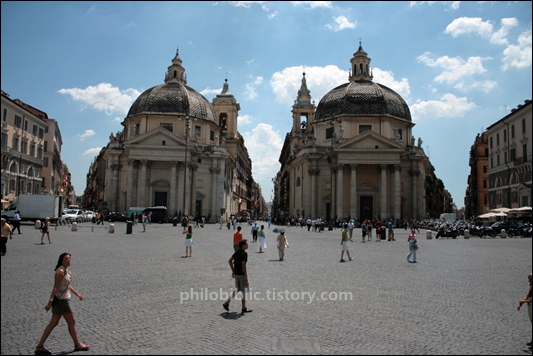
top-left (276, 229), bottom-right (289, 261)
top-left (407, 229), bottom-right (418, 263)
top-left (183, 224), bottom-right (193, 257)
top-left (35, 252), bottom-right (89, 354)
top-left (258, 225), bottom-right (267, 253)
top-left (40, 217), bottom-right (51, 244)
top-left (142, 213), bottom-right (148, 232)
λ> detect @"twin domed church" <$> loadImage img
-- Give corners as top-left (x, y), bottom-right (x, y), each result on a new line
top-left (84, 44), bottom-right (450, 223)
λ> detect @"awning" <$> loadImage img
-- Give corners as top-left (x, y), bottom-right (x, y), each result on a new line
top-left (489, 207), bottom-right (512, 213)
top-left (477, 212), bottom-right (507, 219)
top-left (507, 206), bottom-right (532, 214)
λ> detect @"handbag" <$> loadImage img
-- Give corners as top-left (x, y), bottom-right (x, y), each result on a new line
top-left (413, 242), bottom-right (419, 250)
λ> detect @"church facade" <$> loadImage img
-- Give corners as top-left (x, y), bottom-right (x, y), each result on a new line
top-left (84, 50), bottom-right (258, 221)
top-left (272, 44), bottom-right (447, 223)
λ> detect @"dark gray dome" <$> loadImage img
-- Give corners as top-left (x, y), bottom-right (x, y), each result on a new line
top-left (315, 80), bottom-right (411, 121)
top-left (127, 82), bottom-right (216, 122)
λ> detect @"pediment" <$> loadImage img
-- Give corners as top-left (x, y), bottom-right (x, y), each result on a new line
top-left (337, 131), bottom-right (403, 150)
top-left (125, 127), bottom-right (186, 147)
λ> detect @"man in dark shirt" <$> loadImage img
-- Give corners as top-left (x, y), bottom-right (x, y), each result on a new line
top-left (223, 239), bottom-right (252, 313)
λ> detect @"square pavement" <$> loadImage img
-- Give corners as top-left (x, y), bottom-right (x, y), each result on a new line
top-left (1, 221), bottom-right (532, 355)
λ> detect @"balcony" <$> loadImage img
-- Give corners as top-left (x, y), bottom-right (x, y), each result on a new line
top-left (514, 156), bottom-right (530, 166)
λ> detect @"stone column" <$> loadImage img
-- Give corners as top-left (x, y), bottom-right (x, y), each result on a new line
top-left (308, 168), bottom-right (319, 219)
top-left (139, 160), bottom-right (148, 207)
top-left (109, 163), bottom-right (120, 212)
top-left (190, 165), bottom-right (198, 215)
top-left (350, 164), bottom-right (357, 220)
top-left (127, 160), bottom-right (134, 210)
top-left (336, 164), bottom-right (344, 219)
top-left (210, 159), bottom-right (220, 221)
top-left (394, 165), bottom-right (401, 220)
top-left (177, 162), bottom-right (184, 215)
top-left (331, 166), bottom-right (337, 220)
top-left (380, 164), bottom-right (387, 220)
top-left (410, 168), bottom-right (419, 219)
top-left (170, 161), bottom-right (178, 214)
top-left (183, 162), bottom-right (190, 216)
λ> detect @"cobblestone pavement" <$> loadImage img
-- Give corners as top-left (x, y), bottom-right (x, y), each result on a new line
top-left (1, 221), bottom-right (532, 355)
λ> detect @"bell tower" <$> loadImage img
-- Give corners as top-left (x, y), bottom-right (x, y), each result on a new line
top-left (292, 72), bottom-right (316, 134)
top-left (349, 42), bottom-right (373, 82)
top-left (165, 48), bottom-right (187, 84)
top-left (212, 78), bottom-right (240, 139)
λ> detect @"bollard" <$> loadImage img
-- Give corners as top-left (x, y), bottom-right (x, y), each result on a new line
top-left (426, 230), bottom-right (432, 239)
top-left (464, 230), bottom-right (470, 239)
top-left (126, 221), bottom-right (132, 234)
top-left (500, 229), bottom-right (507, 238)
top-left (71, 222), bottom-right (78, 232)
top-left (109, 224), bottom-right (114, 233)
top-left (35, 220), bottom-right (41, 229)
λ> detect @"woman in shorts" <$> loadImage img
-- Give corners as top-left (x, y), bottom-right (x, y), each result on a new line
top-left (34, 252), bottom-right (89, 354)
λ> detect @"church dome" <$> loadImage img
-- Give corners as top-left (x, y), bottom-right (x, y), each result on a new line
top-left (126, 82), bottom-right (217, 122)
top-left (315, 80), bottom-right (411, 122)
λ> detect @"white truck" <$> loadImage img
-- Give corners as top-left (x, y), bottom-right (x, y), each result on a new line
top-left (439, 213), bottom-right (457, 222)
top-left (1, 194), bottom-right (63, 223)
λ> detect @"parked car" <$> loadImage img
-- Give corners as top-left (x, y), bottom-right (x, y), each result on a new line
top-left (84, 211), bottom-right (95, 220)
top-left (490, 221), bottom-right (524, 236)
top-left (62, 209), bottom-right (82, 221)
top-left (105, 212), bottom-right (129, 222)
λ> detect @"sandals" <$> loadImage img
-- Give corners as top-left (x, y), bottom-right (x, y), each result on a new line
top-left (74, 343), bottom-right (90, 351)
top-left (34, 346), bottom-right (52, 355)
top-left (222, 302), bottom-right (229, 311)
top-left (241, 308), bottom-right (253, 313)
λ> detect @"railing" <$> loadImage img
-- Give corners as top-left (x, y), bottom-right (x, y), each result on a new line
top-left (514, 155), bottom-right (530, 165)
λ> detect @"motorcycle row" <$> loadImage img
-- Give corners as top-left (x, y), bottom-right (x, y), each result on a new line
top-left (420, 221), bottom-right (533, 239)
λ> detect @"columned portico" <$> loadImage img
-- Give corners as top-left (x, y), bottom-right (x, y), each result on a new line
top-left (139, 160), bottom-right (148, 207)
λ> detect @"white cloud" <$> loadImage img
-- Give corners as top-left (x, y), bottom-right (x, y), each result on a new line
top-left (82, 147), bottom-right (103, 157)
top-left (271, 65), bottom-right (346, 107)
top-left (410, 93), bottom-right (477, 121)
top-left (325, 15), bottom-right (356, 32)
top-left (77, 129), bottom-right (96, 141)
top-left (241, 123), bottom-right (283, 182)
top-left (502, 30), bottom-right (532, 71)
top-left (445, 16), bottom-right (519, 45)
top-left (445, 17), bottom-right (493, 38)
top-left (58, 83), bottom-right (141, 115)
top-left (290, 1), bottom-right (332, 9)
top-left (228, 1), bottom-right (278, 19)
top-left (270, 65), bottom-right (410, 107)
top-left (238, 114), bottom-right (253, 125)
top-left (454, 79), bottom-right (497, 93)
top-left (372, 68), bottom-right (411, 99)
top-left (410, 1), bottom-right (460, 10)
top-left (200, 87), bottom-right (222, 98)
top-left (244, 76), bottom-right (264, 100)
top-left (417, 52), bottom-right (493, 92)
top-left (490, 17), bottom-right (518, 45)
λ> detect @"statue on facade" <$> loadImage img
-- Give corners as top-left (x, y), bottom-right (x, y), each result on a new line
top-left (417, 137), bottom-right (423, 148)
top-left (393, 126), bottom-right (401, 140)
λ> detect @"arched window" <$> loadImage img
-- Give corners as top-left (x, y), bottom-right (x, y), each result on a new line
top-left (296, 177), bottom-right (301, 187)
top-left (27, 167), bottom-right (34, 177)
top-left (510, 173), bottom-right (519, 185)
top-left (173, 70), bottom-right (177, 78)
top-left (10, 162), bottom-right (17, 173)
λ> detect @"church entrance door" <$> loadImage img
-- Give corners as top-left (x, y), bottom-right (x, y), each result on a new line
top-left (360, 196), bottom-right (373, 220)
top-left (154, 192), bottom-right (168, 207)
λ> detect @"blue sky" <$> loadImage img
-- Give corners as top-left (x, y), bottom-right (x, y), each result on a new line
top-left (2, 1), bottom-right (532, 209)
